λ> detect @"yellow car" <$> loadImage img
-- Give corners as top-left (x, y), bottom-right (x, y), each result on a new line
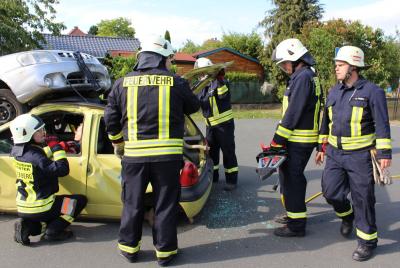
top-left (0, 102), bottom-right (213, 221)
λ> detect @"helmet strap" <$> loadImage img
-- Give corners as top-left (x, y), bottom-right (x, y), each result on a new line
top-left (344, 65), bottom-right (354, 82)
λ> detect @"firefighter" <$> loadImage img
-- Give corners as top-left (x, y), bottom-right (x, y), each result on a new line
top-left (270, 38), bottom-right (322, 237)
top-left (316, 46), bottom-right (391, 261)
top-left (104, 35), bottom-right (200, 266)
top-left (195, 57), bottom-right (239, 191)
top-left (10, 114), bottom-right (87, 245)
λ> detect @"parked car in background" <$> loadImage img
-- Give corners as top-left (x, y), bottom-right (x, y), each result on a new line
top-left (0, 50), bottom-right (111, 125)
top-left (0, 102), bottom-right (213, 221)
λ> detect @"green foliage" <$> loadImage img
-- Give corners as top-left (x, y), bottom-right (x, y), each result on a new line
top-left (259, 0), bottom-right (324, 99)
top-left (164, 30), bottom-right (171, 43)
top-left (201, 38), bottom-right (223, 51)
top-left (180, 39), bottom-right (199, 54)
top-left (96, 17), bottom-right (135, 38)
top-left (300, 19), bottom-right (400, 93)
top-left (180, 33), bottom-right (264, 62)
top-left (221, 31), bottom-right (264, 60)
top-left (0, 0), bottom-right (65, 55)
top-left (88, 25), bottom-right (98, 35)
top-left (225, 72), bottom-right (259, 82)
top-left (103, 54), bottom-right (137, 80)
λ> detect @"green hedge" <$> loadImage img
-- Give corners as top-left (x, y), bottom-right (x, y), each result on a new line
top-left (225, 72), bottom-right (259, 82)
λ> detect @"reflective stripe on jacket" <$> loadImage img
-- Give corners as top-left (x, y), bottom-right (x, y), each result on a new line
top-left (104, 68), bottom-right (200, 162)
top-left (198, 79), bottom-right (233, 127)
top-left (14, 144), bottom-right (69, 214)
top-left (318, 77), bottom-right (392, 159)
top-left (273, 66), bottom-right (322, 146)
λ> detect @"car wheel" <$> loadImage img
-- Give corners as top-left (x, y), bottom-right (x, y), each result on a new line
top-left (0, 88), bottom-right (26, 125)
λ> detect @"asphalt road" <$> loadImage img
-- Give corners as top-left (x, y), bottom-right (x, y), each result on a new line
top-left (1, 118), bottom-right (399, 268)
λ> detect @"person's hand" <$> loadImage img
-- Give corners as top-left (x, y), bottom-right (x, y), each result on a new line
top-left (113, 142), bottom-right (125, 158)
top-left (380, 158), bottom-right (391, 170)
top-left (315, 152), bottom-right (325, 165)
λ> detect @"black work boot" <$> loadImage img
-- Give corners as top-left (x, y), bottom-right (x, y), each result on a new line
top-left (352, 244), bottom-right (375, 261)
top-left (213, 170), bottom-right (219, 183)
top-left (340, 219), bottom-right (353, 238)
top-left (274, 213), bottom-right (289, 224)
top-left (223, 183), bottom-right (237, 191)
top-left (157, 254), bottom-right (177, 267)
top-left (44, 229), bottom-right (73, 241)
top-left (274, 226), bottom-right (305, 237)
top-left (120, 251), bottom-right (138, 263)
top-left (14, 219), bottom-right (30, 246)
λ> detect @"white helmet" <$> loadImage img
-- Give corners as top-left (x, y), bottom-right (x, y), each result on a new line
top-left (138, 35), bottom-right (174, 57)
top-left (194, 57), bottom-right (213, 69)
top-left (272, 38), bottom-right (308, 64)
top-left (334, 46), bottom-right (365, 67)
top-left (10, 114), bottom-right (45, 144)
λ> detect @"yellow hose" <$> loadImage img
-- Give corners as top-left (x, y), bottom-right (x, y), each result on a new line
top-left (305, 192), bottom-right (323, 204)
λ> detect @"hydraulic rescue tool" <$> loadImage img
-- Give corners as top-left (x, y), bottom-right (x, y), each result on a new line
top-left (255, 144), bottom-right (287, 181)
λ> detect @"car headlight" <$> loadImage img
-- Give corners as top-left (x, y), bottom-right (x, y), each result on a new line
top-left (17, 51), bottom-right (58, 66)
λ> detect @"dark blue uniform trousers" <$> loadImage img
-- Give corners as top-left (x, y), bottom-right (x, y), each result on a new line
top-left (322, 145), bottom-right (377, 247)
top-left (279, 143), bottom-right (314, 232)
top-left (20, 194), bottom-right (87, 236)
top-left (206, 120), bottom-right (238, 184)
top-left (119, 160), bottom-right (181, 255)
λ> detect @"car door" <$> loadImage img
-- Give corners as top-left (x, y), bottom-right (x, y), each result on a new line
top-left (0, 124), bottom-right (18, 212)
top-left (85, 110), bottom-right (122, 219)
top-left (0, 105), bottom-right (90, 213)
top-left (32, 105), bottom-right (90, 200)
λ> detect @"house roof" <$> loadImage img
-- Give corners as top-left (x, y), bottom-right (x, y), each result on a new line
top-left (41, 33), bottom-right (141, 58)
top-left (68, 26), bottom-right (86, 36)
top-left (193, 47), bottom-right (260, 64)
top-left (174, 52), bottom-right (196, 62)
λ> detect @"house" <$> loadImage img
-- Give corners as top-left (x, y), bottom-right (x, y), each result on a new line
top-left (173, 52), bottom-right (197, 75)
top-left (193, 47), bottom-right (264, 79)
top-left (41, 27), bottom-right (140, 59)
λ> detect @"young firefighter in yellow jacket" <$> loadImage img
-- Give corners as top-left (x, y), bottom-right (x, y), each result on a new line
top-left (270, 39), bottom-right (322, 237)
top-left (10, 114), bottom-right (87, 245)
top-left (316, 46), bottom-right (392, 262)
top-left (104, 36), bottom-right (200, 266)
top-left (195, 57), bottom-right (239, 191)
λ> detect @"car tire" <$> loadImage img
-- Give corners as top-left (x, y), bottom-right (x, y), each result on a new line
top-left (0, 88), bottom-right (26, 125)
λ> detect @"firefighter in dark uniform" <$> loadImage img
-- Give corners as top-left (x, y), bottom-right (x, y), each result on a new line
top-left (104, 36), bottom-right (200, 266)
top-left (270, 38), bottom-right (322, 237)
top-left (316, 46), bottom-right (391, 261)
top-left (10, 114), bottom-right (87, 245)
top-left (195, 57), bottom-right (239, 191)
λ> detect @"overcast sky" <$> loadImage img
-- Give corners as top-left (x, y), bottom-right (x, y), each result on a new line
top-left (55, 0), bottom-right (399, 48)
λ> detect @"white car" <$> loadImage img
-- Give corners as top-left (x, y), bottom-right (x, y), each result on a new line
top-left (0, 50), bottom-right (111, 125)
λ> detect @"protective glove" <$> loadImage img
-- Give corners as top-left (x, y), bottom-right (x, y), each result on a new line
top-left (370, 149), bottom-right (392, 186)
top-left (50, 144), bottom-right (65, 153)
top-left (113, 142), bottom-right (125, 159)
top-left (58, 141), bottom-right (80, 154)
top-left (45, 135), bottom-right (59, 148)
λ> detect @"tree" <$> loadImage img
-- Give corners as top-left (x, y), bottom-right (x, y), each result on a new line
top-left (221, 31), bottom-right (264, 60)
top-left (179, 39), bottom-right (200, 54)
top-left (96, 17), bottom-right (135, 38)
top-left (164, 30), bottom-right (171, 43)
top-left (103, 54), bottom-right (137, 81)
top-left (0, 0), bottom-right (65, 55)
top-left (300, 19), bottom-right (400, 92)
top-left (259, 0), bottom-right (324, 99)
top-left (201, 38), bottom-right (223, 51)
top-left (180, 38), bottom-right (223, 54)
top-left (88, 25), bottom-right (98, 35)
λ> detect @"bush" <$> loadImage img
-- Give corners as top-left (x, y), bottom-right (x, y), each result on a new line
top-left (225, 72), bottom-right (259, 82)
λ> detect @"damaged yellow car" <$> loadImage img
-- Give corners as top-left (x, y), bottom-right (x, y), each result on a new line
top-left (0, 102), bottom-right (213, 221)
